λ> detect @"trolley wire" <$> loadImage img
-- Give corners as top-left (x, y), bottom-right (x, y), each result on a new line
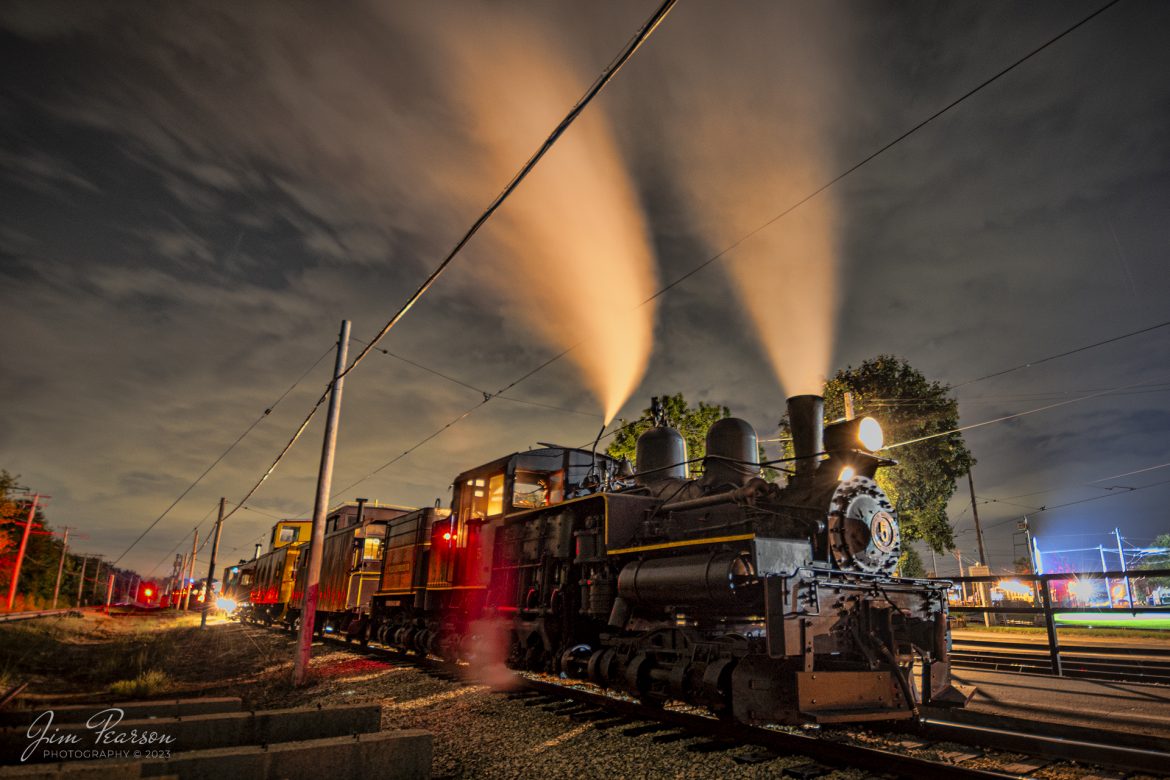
top-left (210, 0), bottom-right (676, 528)
top-left (112, 344), bottom-right (335, 566)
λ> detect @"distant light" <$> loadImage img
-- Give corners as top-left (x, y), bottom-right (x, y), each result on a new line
top-left (858, 417), bottom-right (883, 451)
top-left (143, 588), bottom-right (153, 598)
top-left (442, 532), bottom-right (454, 541)
top-left (995, 579), bottom-right (1031, 597)
top-left (1069, 578), bottom-right (1097, 603)
top-left (838, 467), bottom-right (855, 482)
top-left (216, 597), bottom-right (237, 612)
top-left (232, 567), bottom-right (239, 574)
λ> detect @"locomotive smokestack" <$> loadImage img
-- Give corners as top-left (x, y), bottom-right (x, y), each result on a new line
top-left (787, 394), bottom-right (824, 479)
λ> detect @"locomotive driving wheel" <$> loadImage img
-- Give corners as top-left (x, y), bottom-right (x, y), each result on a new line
top-left (826, 476), bottom-right (901, 574)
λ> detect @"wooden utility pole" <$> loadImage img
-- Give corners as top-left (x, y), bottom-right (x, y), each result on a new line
top-left (967, 470), bottom-right (988, 566)
top-left (294, 319), bottom-right (350, 686)
top-left (76, 555), bottom-right (88, 607)
top-left (201, 498), bottom-right (226, 628)
top-left (92, 558), bottom-right (103, 600)
top-left (104, 572), bottom-right (115, 612)
top-left (182, 532), bottom-right (198, 610)
top-left (51, 527), bottom-right (71, 609)
top-left (6, 494), bottom-right (40, 611)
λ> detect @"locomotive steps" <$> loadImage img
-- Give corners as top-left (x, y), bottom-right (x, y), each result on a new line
top-left (0, 697), bottom-right (431, 779)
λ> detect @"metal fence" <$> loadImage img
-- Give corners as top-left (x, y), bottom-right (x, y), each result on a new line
top-left (940, 568), bottom-right (1170, 678)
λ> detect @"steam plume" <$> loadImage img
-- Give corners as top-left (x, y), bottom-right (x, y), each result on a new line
top-left (438, 10), bottom-right (658, 423)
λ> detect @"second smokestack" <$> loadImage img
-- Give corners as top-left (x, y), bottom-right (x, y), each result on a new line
top-left (787, 395), bottom-right (824, 479)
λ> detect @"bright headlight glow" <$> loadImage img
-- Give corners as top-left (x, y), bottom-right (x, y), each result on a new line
top-left (858, 417), bottom-right (883, 450)
top-left (216, 597), bottom-right (237, 612)
top-left (838, 466), bottom-right (855, 481)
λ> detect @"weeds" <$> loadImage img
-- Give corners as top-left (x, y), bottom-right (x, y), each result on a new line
top-left (110, 669), bottom-right (171, 697)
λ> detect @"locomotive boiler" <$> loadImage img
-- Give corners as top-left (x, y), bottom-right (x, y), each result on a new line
top-left (369, 394), bottom-right (972, 725)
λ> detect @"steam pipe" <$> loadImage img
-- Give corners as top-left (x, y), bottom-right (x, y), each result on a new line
top-left (661, 479), bottom-right (768, 513)
top-left (787, 395), bottom-right (824, 479)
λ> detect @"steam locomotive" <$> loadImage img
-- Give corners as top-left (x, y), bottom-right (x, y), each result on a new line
top-left (370, 393), bottom-right (970, 724)
top-left (235, 393), bottom-right (971, 724)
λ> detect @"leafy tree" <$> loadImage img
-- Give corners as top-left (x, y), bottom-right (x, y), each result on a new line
top-left (780, 355), bottom-right (974, 555)
top-left (0, 470), bottom-right (23, 558)
top-left (898, 547), bottom-right (926, 578)
top-left (607, 394), bottom-right (730, 465)
top-left (0, 471), bottom-right (63, 609)
top-left (1137, 533), bottom-right (1170, 589)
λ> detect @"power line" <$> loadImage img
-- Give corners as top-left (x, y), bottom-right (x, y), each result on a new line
top-left (884, 374), bottom-right (1165, 451)
top-left (950, 318), bottom-right (1170, 389)
top-left (637, 0), bottom-right (1125, 306)
top-left (113, 344), bottom-right (335, 566)
top-left (217, 0), bottom-right (1123, 549)
top-left (354, 334), bottom-right (598, 418)
top-left (211, 0), bottom-right (676, 530)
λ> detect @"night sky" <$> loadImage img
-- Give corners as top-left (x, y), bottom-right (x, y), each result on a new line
top-left (2, 1), bottom-right (1168, 578)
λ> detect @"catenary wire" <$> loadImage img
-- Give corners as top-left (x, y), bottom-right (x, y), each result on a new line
top-left (215, 0), bottom-right (1124, 551)
top-left (111, 343), bottom-right (335, 567)
top-left (211, 0), bottom-right (676, 528)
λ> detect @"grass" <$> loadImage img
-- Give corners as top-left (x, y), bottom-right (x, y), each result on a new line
top-left (110, 670), bottom-right (171, 697)
top-left (1054, 612), bottom-right (1170, 631)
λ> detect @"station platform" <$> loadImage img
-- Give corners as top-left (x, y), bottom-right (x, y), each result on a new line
top-left (949, 666), bottom-right (1170, 739)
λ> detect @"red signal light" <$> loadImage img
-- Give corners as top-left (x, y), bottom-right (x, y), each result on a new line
top-left (144, 588), bottom-right (153, 598)
top-left (442, 532), bottom-right (455, 541)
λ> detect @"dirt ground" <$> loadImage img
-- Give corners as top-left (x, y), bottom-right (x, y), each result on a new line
top-left (1, 613), bottom-right (1161, 780)
top-left (0, 611), bottom-right (295, 705)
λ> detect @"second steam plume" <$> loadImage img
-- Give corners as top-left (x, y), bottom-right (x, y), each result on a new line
top-left (637, 4), bottom-right (846, 398)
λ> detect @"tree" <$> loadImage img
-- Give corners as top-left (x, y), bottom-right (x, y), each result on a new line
top-left (1137, 533), bottom-right (1170, 589)
top-left (781, 355), bottom-right (974, 554)
top-left (0, 470), bottom-right (61, 609)
top-left (0, 470), bottom-right (25, 559)
top-left (898, 548), bottom-right (926, 578)
top-left (608, 394), bottom-right (730, 465)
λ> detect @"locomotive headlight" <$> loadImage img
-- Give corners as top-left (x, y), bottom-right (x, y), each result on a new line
top-left (824, 416), bottom-right (884, 453)
top-left (858, 417), bottom-right (883, 451)
top-left (838, 466), bottom-right (855, 481)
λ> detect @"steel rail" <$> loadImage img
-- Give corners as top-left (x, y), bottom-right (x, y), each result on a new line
top-left (249, 621), bottom-right (1170, 777)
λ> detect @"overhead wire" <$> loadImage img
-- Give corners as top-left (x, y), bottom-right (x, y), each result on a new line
top-left (211, 0), bottom-right (677, 528)
top-left (208, 0), bottom-right (1126, 554)
top-left (332, 0), bottom-right (1128, 500)
top-left (112, 342), bottom-right (336, 566)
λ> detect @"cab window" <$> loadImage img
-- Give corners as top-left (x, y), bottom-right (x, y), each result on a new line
top-left (362, 537), bottom-right (382, 561)
top-left (512, 469), bottom-right (564, 509)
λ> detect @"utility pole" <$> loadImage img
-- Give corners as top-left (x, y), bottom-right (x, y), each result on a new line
top-left (51, 527), bottom-right (71, 609)
top-left (201, 498), bottom-right (226, 629)
top-left (76, 555), bottom-right (88, 607)
top-left (105, 572), bottom-right (115, 612)
top-left (967, 470), bottom-right (987, 566)
top-left (1099, 545), bottom-right (1113, 608)
top-left (843, 391), bottom-right (855, 421)
top-left (92, 558), bottom-right (103, 600)
top-left (1116, 528), bottom-right (1134, 608)
top-left (184, 531), bottom-right (198, 610)
top-left (294, 319), bottom-right (350, 686)
top-left (6, 494), bottom-right (40, 611)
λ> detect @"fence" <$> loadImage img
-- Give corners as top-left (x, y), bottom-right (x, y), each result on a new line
top-left (940, 567), bottom-right (1170, 678)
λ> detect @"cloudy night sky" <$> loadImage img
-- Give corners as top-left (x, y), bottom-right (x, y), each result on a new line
top-left (1, 1), bottom-right (1168, 578)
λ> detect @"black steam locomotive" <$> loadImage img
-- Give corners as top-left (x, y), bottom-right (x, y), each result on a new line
top-left (366, 394), bottom-right (971, 725)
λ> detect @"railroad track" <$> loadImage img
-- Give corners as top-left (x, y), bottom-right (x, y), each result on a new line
top-left (951, 636), bottom-right (1170, 684)
top-left (275, 625), bottom-right (1170, 779)
top-left (0, 607), bottom-right (88, 623)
